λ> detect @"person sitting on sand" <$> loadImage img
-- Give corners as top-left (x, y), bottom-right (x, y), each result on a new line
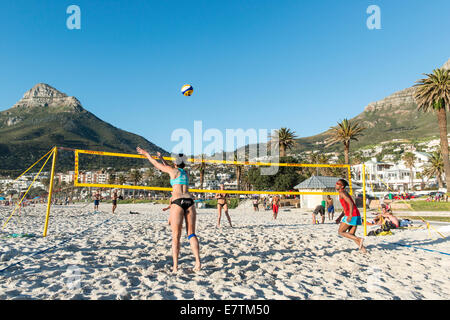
top-left (365, 204), bottom-right (395, 226)
top-left (312, 204), bottom-right (325, 224)
top-left (137, 147), bottom-right (201, 273)
top-left (335, 179), bottom-right (367, 254)
top-left (215, 184), bottom-right (233, 228)
top-left (379, 204), bottom-right (399, 230)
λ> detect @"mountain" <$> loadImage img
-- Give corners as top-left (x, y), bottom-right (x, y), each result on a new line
top-left (0, 83), bottom-right (167, 174)
top-left (289, 57), bottom-right (450, 155)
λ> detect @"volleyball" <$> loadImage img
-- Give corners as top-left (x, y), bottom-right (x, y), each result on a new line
top-left (181, 84), bottom-right (194, 96)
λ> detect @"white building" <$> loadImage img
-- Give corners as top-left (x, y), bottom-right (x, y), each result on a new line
top-left (294, 176), bottom-right (362, 210)
top-left (352, 152), bottom-right (434, 192)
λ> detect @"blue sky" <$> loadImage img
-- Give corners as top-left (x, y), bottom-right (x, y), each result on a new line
top-left (1, 0), bottom-right (449, 154)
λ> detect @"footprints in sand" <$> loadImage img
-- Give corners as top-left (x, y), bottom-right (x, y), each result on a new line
top-left (1, 203), bottom-right (448, 299)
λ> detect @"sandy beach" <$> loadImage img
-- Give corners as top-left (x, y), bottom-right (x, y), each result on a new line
top-left (0, 202), bottom-right (449, 300)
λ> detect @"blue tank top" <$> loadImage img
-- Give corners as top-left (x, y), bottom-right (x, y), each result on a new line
top-left (170, 168), bottom-right (189, 186)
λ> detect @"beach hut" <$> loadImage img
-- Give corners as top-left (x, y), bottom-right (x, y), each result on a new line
top-left (294, 176), bottom-right (361, 210)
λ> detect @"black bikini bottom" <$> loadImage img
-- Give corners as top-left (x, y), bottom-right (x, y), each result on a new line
top-left (171, 198), bottom-right (194, 213)
top-left (218, 202), bottom-right (227, 208)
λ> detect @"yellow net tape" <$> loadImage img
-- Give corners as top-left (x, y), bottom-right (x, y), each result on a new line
top-left (73, 149), bottom-right (353, 196)
top-left (2, 148), bottom-right (55, 230)
top-left (0, 148), bottom-right (54, 194)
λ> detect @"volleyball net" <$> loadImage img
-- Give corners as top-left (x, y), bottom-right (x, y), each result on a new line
top-left (1, 146), bottom-right (358, 237)
top-left (74, 148), bottom-right (354, 196)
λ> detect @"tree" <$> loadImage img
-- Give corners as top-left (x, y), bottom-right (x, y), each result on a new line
top-left (326, 119), bottom-right (366, 165)
top-left (107, 173), bottom-right (116, 185)
top-left (423, 150), bottom-right (445, 189)
top-left (271, 128), bottom-right (298, 157)
top-left (402, 152), bottom-right (416, 191)
top-left (233, 153), bottom-right (243, 191)
top-left (129, 170), bottom-right (143, 199)
top-left (308, 152), bottom-right (333, 176)
top-left (118, 174), bottom-right (126, 185)
top-left (414, 68), bottom-right (450, 190)
top-left (247, 156), bottom-right (303, 192)
top-left (193, 154), bottom-right (208, 189)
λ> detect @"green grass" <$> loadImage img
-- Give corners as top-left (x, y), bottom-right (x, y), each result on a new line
top-left (204, 198), bottom-right (240, 209)
top-left (396, 200), bottom-right (450, 211)
top-left (398, 216), bottom-right (450, 223)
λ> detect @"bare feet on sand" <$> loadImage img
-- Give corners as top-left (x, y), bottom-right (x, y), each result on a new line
top-left (359, 239), bottom-right (368, 254)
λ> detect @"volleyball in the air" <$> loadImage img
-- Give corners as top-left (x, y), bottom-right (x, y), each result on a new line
top-left (181, 84), bottom-right (194, 96)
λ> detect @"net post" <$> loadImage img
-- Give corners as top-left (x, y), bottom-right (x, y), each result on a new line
top-left (362, 164), bottom-right (367, 237)
top-left (43, 147), bottom-right (57, 237)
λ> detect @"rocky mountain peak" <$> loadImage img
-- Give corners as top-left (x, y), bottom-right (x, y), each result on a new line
top-left (12, 83), bottom-right (83, 111)
top-left (22, 83), bottom-right (67, 99)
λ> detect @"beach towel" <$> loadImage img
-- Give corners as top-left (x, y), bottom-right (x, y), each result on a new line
top-left (399, 219), bottom-right (413, 227)
top-left (3, 233), bottom-right (36, 238)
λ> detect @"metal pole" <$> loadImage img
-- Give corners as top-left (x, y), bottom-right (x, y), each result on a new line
top-left (363, 164), bottom-right (367, 237)
top-left (43, 147), bottom-right (57, 237)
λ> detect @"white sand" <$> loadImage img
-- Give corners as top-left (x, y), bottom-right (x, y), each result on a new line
top-left (0, 202), bottom-right (449, 300)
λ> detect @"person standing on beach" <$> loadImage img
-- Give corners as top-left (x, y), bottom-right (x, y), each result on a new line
top-left (215, 184), bottom-right (233, 228)
top-left (252, 197), bottom-right (259, 212)
top-left (137, 147), bottom-right (201, 273)
top-left (272, 195), bottom-right (280, 219)
top-left (94, 191), bottom-right (101, 211)
top-left (326, 195), bottom-right (335, 221)
top-left (111, 190), bottom-right (118, 214)
top-left (335, 179), bottom-right (367, 253)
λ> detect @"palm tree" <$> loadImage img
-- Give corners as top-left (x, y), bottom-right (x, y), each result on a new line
top-left (233, 153), bottom-right (243, 191)
top-left (193, 154), bottom-right (208, 189)
top-left (271, 128), bottom-right (298, 157)
top-left (402, 152), bottom-right (416, 191)
top-left (107, 173), bottom-right (116, 185)
top-left (308, 152), bottom-right (331, 176)
top-left (423, 150), bottom-right (445, 189)
top-left (414, 68), bottom-right (450, 190)
top-left (326, 119), bottom-right (366, 164)
top-left (118, 174), bottom-right (126, 185)
top-left (129, 170), bottom-right (143, 200)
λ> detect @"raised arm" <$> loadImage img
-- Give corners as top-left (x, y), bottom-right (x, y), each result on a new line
top-left (137, 147), bottom-right (172, 174)
top-left (157, 152), bottom-right (169, 166)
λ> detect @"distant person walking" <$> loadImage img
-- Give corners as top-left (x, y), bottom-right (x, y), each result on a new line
top-left (335, 179), bottom-right (367, 254)
top-left (215, 184), bottom-right (233, 228)
top-left (252, 197), bottom-right (259, 212)
top-left (111, 190), bottom-right (118, 213)
top-left (94, 191), bottom-right (101, 211)
top-left (326, 195), bottom-right (335, 221)
top-left (272, 195), bottom-right (280, 220)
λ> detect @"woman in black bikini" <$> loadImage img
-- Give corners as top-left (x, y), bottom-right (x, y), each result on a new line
top-left (137, 147), bottom-right (201, 273)
top-left (215, 184), bottom-right (233, 228)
